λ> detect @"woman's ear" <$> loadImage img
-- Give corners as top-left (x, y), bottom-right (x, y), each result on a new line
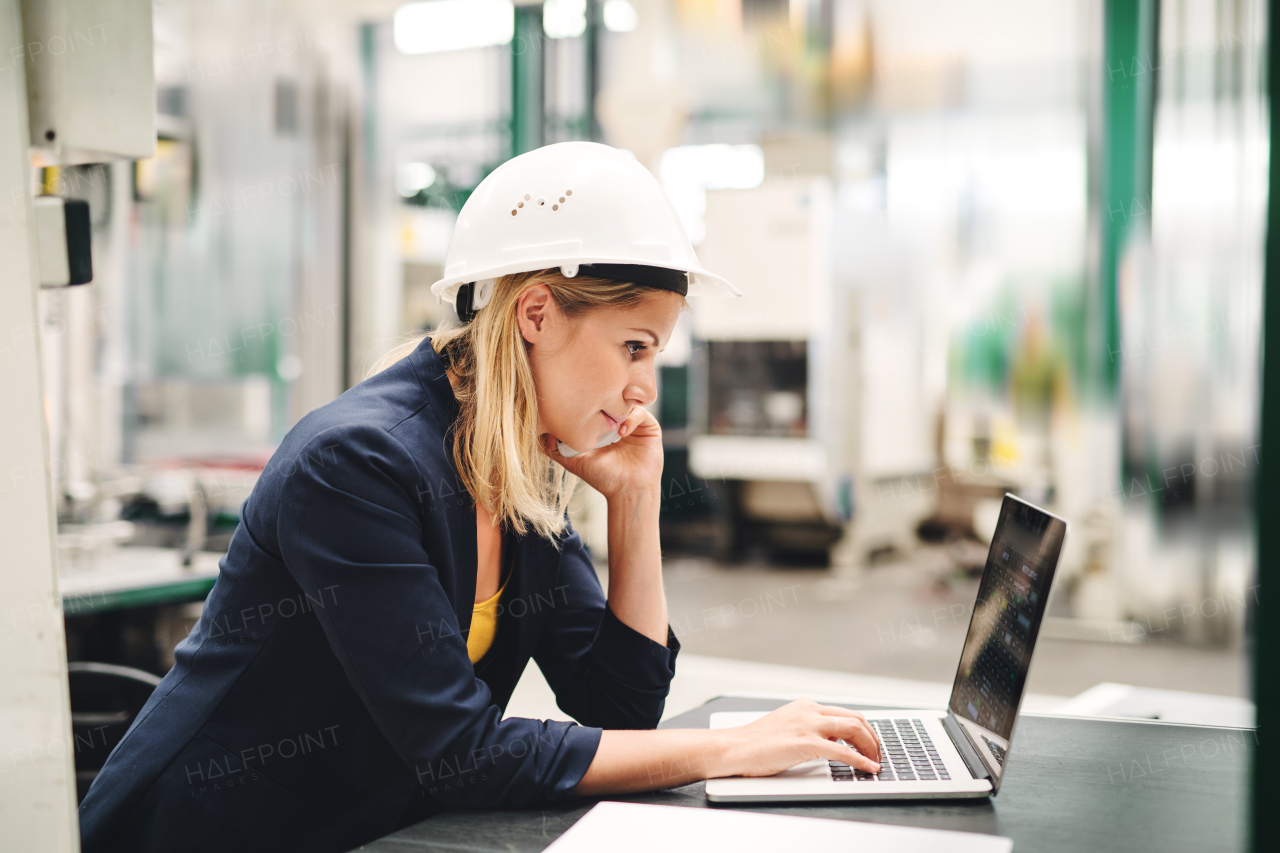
top-left (515, 284), bottom-right (556, 344)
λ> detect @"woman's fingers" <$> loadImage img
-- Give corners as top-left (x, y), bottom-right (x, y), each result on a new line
top-left (819, 716), bottom-right (881, 764)
top-left (799, 702), bottom-right (878, 762)
top-left (618, 405), bottom-right (647, 438)
top-left (815, 735), bottom-right (881, 774)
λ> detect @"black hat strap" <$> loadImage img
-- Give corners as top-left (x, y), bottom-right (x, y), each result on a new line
top-left (578, 263), bottom-right (689, 296)
top-left (454, 264), bottom-right (687, 323)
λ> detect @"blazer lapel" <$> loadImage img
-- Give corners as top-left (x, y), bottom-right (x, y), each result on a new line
top-left (408, 337), bottom-right (477, 638)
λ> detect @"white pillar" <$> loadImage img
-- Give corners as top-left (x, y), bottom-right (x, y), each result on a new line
top-left (0, 0), bottom-right (81, 848)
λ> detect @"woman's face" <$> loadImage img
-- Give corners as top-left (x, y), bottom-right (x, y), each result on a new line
top-left (516, 285), bottom-right (684, 452)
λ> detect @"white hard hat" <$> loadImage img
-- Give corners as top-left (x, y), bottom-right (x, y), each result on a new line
top-left (431, 141), bottom-right (740, 320)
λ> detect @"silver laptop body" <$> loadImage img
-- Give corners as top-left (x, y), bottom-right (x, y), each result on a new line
top-left (706, 493), bottom-right (1068, 802)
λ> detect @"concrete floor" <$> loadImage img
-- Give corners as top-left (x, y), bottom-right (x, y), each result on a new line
top-left (504, 547), bottom-right (1251, 726)
top-left (654, 551), bottom-right (1251, 701)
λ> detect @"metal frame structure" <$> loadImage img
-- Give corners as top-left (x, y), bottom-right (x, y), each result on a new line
top-left (1252, 6), bottom-right (1277, 849)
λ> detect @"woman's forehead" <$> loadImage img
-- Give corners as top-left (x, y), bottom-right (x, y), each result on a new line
top-left (589, 293), bottom-right (683, 338)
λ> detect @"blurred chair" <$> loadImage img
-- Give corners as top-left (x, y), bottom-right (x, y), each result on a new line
top-left (68, 662), bottom-right (161, 803)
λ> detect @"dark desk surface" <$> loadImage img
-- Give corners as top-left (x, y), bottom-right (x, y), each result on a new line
top-left (359, 696), bottom-right (1253, 853)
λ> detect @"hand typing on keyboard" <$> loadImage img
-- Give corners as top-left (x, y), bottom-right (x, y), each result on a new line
top-left (715, 698), bottom-right (882, 777)
top-left (829, 720), bottom-right (952, 783)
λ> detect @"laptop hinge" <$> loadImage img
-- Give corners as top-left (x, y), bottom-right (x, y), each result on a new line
top-left (942, 714), bottom-right (990, 781)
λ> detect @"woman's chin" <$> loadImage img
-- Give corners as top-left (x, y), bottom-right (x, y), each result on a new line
top-left (554, 432), bottom-right (595, 453)
top-left (552, 417), bottom-right (611, 452)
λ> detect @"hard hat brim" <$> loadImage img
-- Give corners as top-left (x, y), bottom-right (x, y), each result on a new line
top-left (430, 259), bottom-right (741, 306)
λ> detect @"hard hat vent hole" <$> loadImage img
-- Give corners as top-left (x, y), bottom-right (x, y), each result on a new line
top-left (511, 210), bottom-right (517, 216)
top-left (524, 194), bottom-right (531, 200)
top-left (538, 198), bottom-right (545, 206)
top-left (517, 201), bottom-right (523, 208)
top-left (552, 204), bottom-right (559, 211)
top-left (566, 189), bottom-right (573, 196)
top-left (559, 196), bottom-right (565, 203)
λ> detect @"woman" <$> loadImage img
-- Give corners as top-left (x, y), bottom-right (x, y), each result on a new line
top-left (78, 143), bottom-right (880, 853)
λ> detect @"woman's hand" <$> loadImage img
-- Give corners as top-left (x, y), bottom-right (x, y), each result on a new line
top-left (574, 698), bottom-right (882, 796)
top-left (717, 698), bottom-right (882, 777)
top-left (542, 406), bottom-right (664, 500)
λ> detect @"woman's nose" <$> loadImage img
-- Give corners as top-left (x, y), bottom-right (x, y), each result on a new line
top-left (625, 367), bottom-right (657, 408)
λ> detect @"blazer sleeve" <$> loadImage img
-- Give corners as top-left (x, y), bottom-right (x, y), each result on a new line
top-left (532, 522), bottom-right (680, 730)
top-left (276, 424), bottom-right (601, 808)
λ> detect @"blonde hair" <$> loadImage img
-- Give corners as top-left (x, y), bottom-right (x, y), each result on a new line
top-left (369, 268), bottom-right (680, 542)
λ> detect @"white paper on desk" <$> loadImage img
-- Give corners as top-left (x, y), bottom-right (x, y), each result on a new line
top-left (546, 802), bottom-right (1013, 853)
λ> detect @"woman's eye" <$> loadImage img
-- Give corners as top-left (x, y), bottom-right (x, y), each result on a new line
top-left (625, 341), bottom-right (648, 360)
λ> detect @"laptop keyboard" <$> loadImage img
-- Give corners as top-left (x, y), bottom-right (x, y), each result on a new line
top-left (828, 719), bottom-right (951, 783)
top-left (982, 735), bottom-right (1006, 767)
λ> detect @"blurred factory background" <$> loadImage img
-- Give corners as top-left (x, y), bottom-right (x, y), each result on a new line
top-left (26, 0), bottom-right (1264, 742)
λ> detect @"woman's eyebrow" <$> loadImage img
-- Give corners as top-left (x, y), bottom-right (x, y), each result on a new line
top-left (626, 328), bottom-right (660, 345)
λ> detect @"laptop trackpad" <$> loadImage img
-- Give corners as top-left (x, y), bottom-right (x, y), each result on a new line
top-left (774, 759), bottom-right (828, 779)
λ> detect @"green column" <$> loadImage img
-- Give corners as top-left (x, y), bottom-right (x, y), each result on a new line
top-left (585, 0), bottom-right (601, 140)
top-left (359, 23), bottom-right (377, 187)
top-left (1097, 0), bottom-right (1157, 396)
top-left (511, 3), bottom-right (545, 157)
top-left (1251, 7), bottom-right (1279, 849)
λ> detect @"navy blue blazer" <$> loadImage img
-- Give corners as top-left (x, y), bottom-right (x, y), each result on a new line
top-left (78, 336), bottom-right (679, 853)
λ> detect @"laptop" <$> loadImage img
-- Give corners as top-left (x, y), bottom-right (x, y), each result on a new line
top-left (706, 493), bottom-right (1068, 802)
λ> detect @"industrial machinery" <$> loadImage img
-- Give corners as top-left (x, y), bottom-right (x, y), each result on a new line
top-left (688, 176), bottom-right (853, 562)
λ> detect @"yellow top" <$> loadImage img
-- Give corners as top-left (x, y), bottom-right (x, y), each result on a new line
top-left (467, 572), bottom-right (510, 664)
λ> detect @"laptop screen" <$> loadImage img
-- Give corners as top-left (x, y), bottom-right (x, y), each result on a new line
top-left (948, 494), bottom-right (1067, 784)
